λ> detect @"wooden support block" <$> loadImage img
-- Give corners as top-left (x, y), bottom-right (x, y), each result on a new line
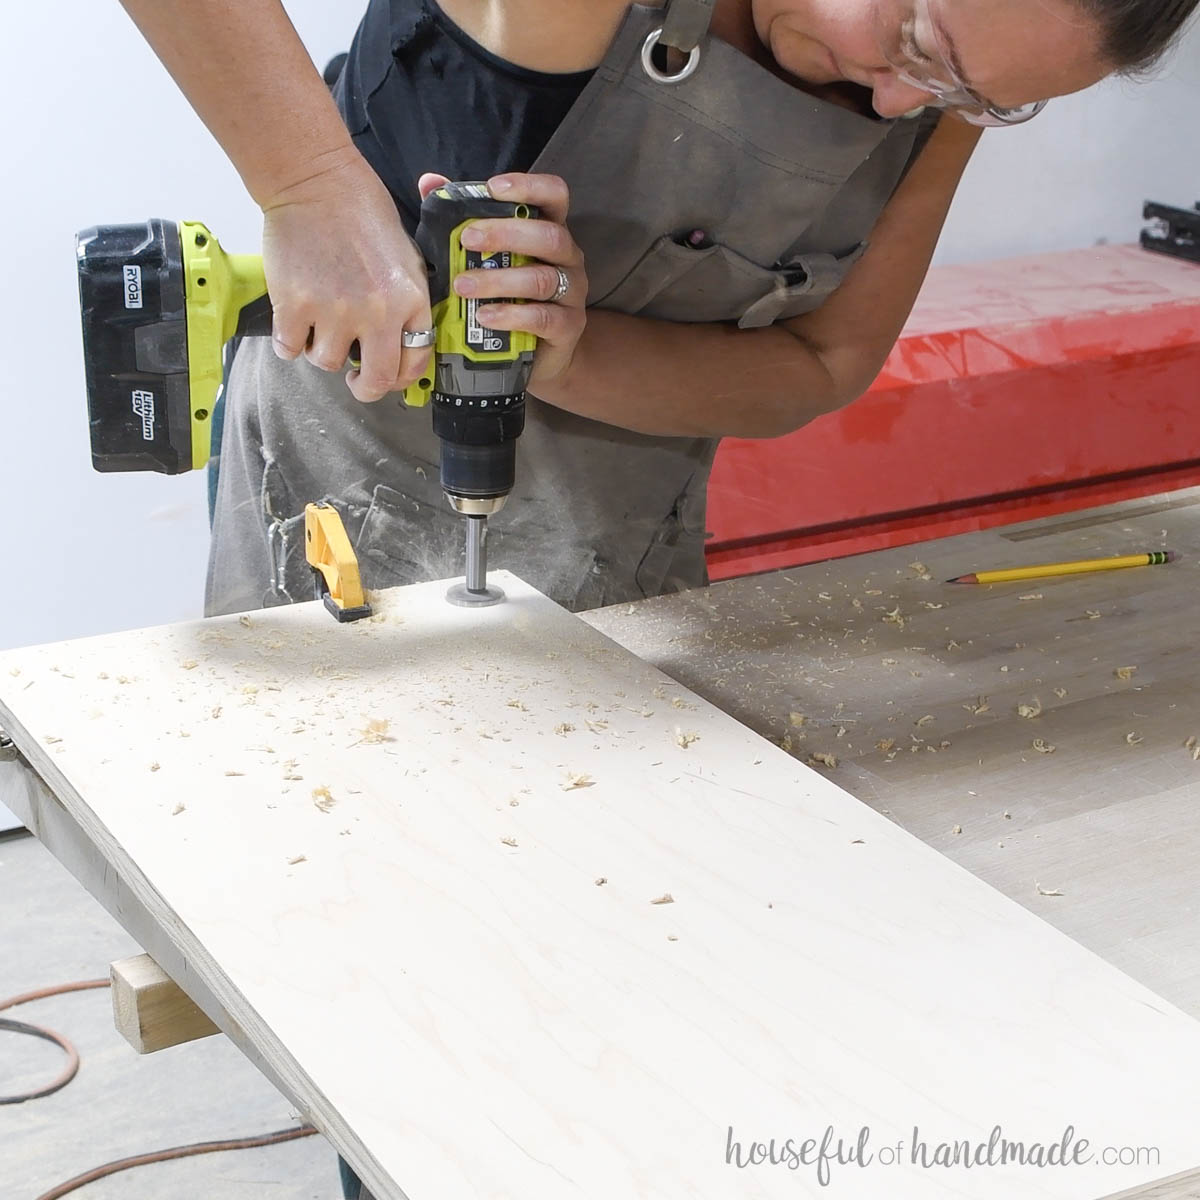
top-left (110, 953), bottom-right (219, 1054)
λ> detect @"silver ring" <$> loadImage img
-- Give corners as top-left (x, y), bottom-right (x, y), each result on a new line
top-left (551, 266), bottom-right (570, 303)
top-left (641, 29), bottom-right (701, 85)
top-left (402, 328), bottom-right (436, 349)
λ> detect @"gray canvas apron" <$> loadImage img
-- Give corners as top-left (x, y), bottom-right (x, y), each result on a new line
top-left (205, 0), bottom-right (933, 618)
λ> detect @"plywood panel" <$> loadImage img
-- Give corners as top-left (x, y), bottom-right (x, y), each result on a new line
top-left (3, 574), bottom-right (1200, 1199)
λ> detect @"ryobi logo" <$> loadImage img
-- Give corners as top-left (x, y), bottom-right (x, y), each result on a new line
top-left (123, 264), bottom-right (143, 309)
top-left (131, 390), bottom-right (156, 441)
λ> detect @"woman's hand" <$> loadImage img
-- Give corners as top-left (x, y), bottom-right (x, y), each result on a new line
top-left (261, 148), bottom-right (434, 403)
top-left (435, 171), bottom-right (588, 392)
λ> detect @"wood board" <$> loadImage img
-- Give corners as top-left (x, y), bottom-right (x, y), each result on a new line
top-left (3, 573), bottom-right (1200, 1199)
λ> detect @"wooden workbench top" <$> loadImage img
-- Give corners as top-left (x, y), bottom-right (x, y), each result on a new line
top-left (585, 488), bottom-right (1200, 1019)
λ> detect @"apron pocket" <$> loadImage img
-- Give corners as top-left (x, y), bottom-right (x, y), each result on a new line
top-left (592, 235), bottom-right (866, 327)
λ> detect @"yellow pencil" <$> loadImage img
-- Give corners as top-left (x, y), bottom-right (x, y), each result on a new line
top-left (946, 550), bottom-right (1175, 585)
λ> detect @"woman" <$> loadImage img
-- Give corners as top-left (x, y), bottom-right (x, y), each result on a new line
top-left (119, 0), bottom-right (1195, 617)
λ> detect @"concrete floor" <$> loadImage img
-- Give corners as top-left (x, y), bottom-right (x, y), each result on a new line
top-left (2, 830), bottom-right (339, 1199)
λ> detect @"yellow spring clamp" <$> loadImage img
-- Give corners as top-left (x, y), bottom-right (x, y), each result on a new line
top-left (304, 504), bottom-right (372, 622)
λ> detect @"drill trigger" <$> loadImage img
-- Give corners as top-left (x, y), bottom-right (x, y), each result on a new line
top-left (304, 503), bottom-right (373, 622)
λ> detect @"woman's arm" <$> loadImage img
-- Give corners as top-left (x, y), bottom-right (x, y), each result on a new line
top-left (515, 118), bottom-right (982, 438)
top-left (118, 0), bottom-right (436, 401)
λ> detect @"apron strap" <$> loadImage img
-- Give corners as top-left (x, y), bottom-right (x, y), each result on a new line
top-left (660, 0), bottom-right (716, 53)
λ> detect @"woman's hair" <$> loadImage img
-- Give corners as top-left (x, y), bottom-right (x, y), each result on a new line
top-left (1081, 0), bottom-right (1199, 73)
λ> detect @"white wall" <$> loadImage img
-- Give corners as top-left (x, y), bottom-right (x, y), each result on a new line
top-left (2, 2), bottom-right (1198, 652)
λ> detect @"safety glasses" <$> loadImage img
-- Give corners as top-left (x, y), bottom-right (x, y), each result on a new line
top-left (874, 0), bottom-right (1048, 126)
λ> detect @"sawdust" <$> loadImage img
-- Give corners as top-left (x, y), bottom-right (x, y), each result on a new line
top-left (876, 739), bottom-right (896, 753)
top-left (554, 723), bottom-right (575, 736)
top-left (312, 786), bottom-right (336, 812)
top-left (909, 562), bottom-right (932, 581)
top-left (1114, 666), bottom-right (1137, 681)
top-left (675, 730), bottom-right (700, 749)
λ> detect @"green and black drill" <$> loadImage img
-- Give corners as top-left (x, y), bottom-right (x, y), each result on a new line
top-left (75, 181), bottom-right (538, 607)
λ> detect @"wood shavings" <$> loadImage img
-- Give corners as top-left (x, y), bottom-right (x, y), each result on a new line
top-left (241, 685), bottom-right (259, 696)
top-left (882, 607), bottom-right (906, 629)
top-left (1125, 732), bottom-right (1144, 746)
top-left (915, 715), bottom-right (935, 727)
top-left (171, 803), bottom-right (185, 816)
top-left (952, 825), bottom-right (962, 835)
top-left (881, 657), bottom-right (898, 666)
top-left (594, 877), bottom-right (607, 886)
top-left (670, 697), bottom-right (697, 710)
top-left (507, 699), bottom-right (528, 711)
top-left (561, 772), bottom-right (595, 790)
top-left (224, 770), bottom-right (244, 777)
top-left (1018, 593), bottom-right (1043, 602)
top-left (355, 718), bottom-right (392, 746)
top-left (999, 666), bottom-right (1009, 673)
top-left (909, 562), bottom-right (932, 581)
top-left (666, 934), bottom-right (679, 942)
top-left (1084, 610), bottom-right (1101, 620)
top-left (312, 786), bottom-right (337, 813)
top-left (1017, 698), bottom-right (1042, 720)
top-left (149, 762), bottom-right (160, 773)
top-left (508, 798), bottom-right (520, 807)
top-left (919, 601), bottom-right (944, 610)
top-left (876, 739), bottom-right (896, 753)
top-left (238, 615), bottom-right (253, 627)
top-left (1035, 883), bottom-right (1064, 897)
top-left (864, 588), bottom-right (882, 595)
top-left (584, 719), bottom-right (609, 733)
top-left (675, 730), bottom-right (700, 749)
top-left (554, 723), bottom-right (575, 736)
top-left (44, 735), bottom-right (62, 745)
top-left (964, 697), bottom-right (990, 716)
top-left (500, 836), bottom-right (518, 847)
top-left (806, 752), bottom-right (838, 769)
top-left (650, 893), bottom-right (674, 905)
top-left (1053, 688), bottom-right (1068, 699)
top-left (1003, 811), bottom-right (1012, 820)
top-left (1032, 739), bottom-right (1056, 754)
top-left (1114, 666), bottom-right (1137, 681)
top-left (1186, 738), bottom-right (1200, 761)
top-left (211, 706), bottom-right (223, 719)
top-left (287, 855), bottom-right (307, 866)
top-left (180, 659), bottom-right (199, 671)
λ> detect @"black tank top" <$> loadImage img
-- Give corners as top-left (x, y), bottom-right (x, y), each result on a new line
top-left (334, 0), bottom-right (594, 235)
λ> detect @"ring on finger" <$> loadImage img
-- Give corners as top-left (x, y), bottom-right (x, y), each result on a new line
top-left (550, 267), bottom-right (571, 303)
top-left (402, 328), bottom-right (436, 349)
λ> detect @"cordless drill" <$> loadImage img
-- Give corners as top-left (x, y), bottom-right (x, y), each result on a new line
top-left (75, 182), bottom-right (538, 606)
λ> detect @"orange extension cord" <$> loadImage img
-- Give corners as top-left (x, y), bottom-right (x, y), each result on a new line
top-left (1, 979), bottom-right (319, 1199)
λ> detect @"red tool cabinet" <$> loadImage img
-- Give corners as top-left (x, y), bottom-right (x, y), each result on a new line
top-left (706, 244), bottom-right (1200, 579)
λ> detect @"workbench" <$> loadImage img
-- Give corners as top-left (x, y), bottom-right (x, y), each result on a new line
top-left (4, 491), bottom-right (1200, 1199)
top-left (589, 487), bottom-right (1200, 1019)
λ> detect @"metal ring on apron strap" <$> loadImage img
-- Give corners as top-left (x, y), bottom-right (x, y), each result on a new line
top-left (640, 29), bottom-right (701, 84)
